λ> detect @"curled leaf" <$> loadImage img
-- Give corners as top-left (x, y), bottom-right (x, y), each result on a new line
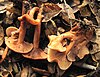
top-left (42, 3), bottom-right (62, 22)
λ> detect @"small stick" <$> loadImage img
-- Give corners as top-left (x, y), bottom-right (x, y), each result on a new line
top-left (73, 62), bottom-right (97, 70)
top-left (32, 67), bottom-right (51, 76)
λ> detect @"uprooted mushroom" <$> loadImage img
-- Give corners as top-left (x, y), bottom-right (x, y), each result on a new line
top-left (18, 6), bottom-right (47, 59)
top-left (5, 1), bottom-right (33, 53)
top-left (47, 23), bottom-right (94, 70)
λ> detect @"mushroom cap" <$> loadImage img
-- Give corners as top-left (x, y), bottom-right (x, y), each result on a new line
top-left (67, 40), bottom-right (89, 61)
top-left (0, 47), bottom-right (8, 63)
top-left (48, 32), bottom-right (74, 52)
top-left (48, 35), bottom-right (66, 52)
top-left (6, 26), bottom-right (18, 37)
top-left (47, 49), bottom-right (72, 70)
top-left (77, 46), bottom-right (89, 59)
top-left (5, 37), bottom-right (33, 53)
top-left (23, 48), bottom-right (47, 60)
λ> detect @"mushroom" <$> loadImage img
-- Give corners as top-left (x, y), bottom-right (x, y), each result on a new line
top-left (18, 7), bottom-right (40, 26)
top-left (48, 32), bottom-right (75, 52)
top-left (47, 24), bottom-right (93, 70)
top-left (67, 38), bottom-right (89, 61)
top-left (47, 26), bottom-right (79, 70)
top-left (5, 1), bottom-right (33, 53)
top-left (67, 28), bottom-right (93, 61)
top-left (0, 47), bottom-right (8, 63)
top-left (47, 48), bottom-right (72, 70)
top-left (6, 26), bottom-right (18, 37)
top-left (48, 25), bottom-right (80, 52)
top-left (22, 6), bottom-right (47, 59)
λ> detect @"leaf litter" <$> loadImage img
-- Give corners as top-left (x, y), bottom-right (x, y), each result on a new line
top-left (0, 0), bottom-right (100, 77)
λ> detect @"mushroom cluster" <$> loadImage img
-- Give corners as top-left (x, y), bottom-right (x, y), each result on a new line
top-left (47, 24), bottom-right (93, 70)
top-left (5, 2), bottom-right (33, 54)
top-left (3, 2), bottom-right (94, 71)
top-left (5, 2), bottom-right (47, 60)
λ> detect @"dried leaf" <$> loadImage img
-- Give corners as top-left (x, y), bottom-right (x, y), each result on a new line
top-left (0, 47), bottom-right (8, 63)
top-left (68, 0), bottom-right (80, 7)
top-left (93, 52), bottom-right (100, 61)
top-left (89, 2), bottom-right (100, 25)
top-left (0, 47), bottom-right (4, 57)
top-left (0, 25), bottom-right (4, 46)
top-left (21, 66), bottom-right (29, 77)
top-left (0, 5), bottom-right (6, 13)
top-left (59, 3), bottom-right (75, 23)
top-left (42, 3), bottom-right (62, 22)
top-left (56, 66), bottom-right (65, 77)
top-left (48, 63), bottom-right (56, 74)
top-left (91, 28), bottom-right (100, 61)
top-left (76, 75), bottom-right (86, 77)
top-left (80, 6), bottom-right (91, 17)
top-left (78, 0), bottom-right (90, 8)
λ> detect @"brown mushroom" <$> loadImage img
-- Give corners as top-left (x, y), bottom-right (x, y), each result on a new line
top-left (47, 24), bottom-right (93, 70)
top-left (5, 1), bottom-right (33, 53)
top-left (18, 7), bottom-right (40, 26)
top-left (67, 24), bottom-right (93, 61)
top-left (47, 48), bottom-right (72, 70)
top-left (48, 32), bottom-right (75, 52)
top-left (48, 24), bottom-right (80, 52)
top-left (6, 26), bottom-right (18, 37)
top-left (67, 38), bottom-right (88, 61)
top-left (22, 6), bottom-right (47, 59)
top-left (0, 47), bottom-right (8, 63)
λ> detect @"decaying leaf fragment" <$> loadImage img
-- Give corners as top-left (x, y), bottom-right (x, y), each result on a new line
top-left (0, 47), bottom-right (8, 63)
top-left (59, 3), bottom-right (75, 23)
top-left (89, 2), bottom-right (100, 25)
top-left (0, 25), bottom-right (4, 46)
top-left (91, 28), bottom-right (100, 61)
top-left (42, 3), bottom-right (62, 22)
top-left (80, 6), bottom-right (91, 17)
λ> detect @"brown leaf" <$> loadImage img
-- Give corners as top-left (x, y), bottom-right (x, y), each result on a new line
top-left (69, 0), bottom-right (80, 7)
top-left (59, 3), bottom-right (75, 23)
top-left (0, 25), bottom-right (4, 46)
top-left (89, 2), bottom-right (100, 25)
top-left (42, 3), bottom-right (62, 22)
top-left (78, 0), bottom-right (90, 8)
top-left (80, 6), bottom-right (91, 17)
top-left (21, 66), bottom-right (29, 77)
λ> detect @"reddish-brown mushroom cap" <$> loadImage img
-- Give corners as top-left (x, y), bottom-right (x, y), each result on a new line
top-left (67, 37), bottom-right (89, 62)
top-left (23, 48), bottom-right (47, 60)
top-left (77, 45), bottom-right (89, 59)
top-left (48, 32), bottom-right (75, 52)
top-left (5, 37), bottom-right (33, 53)
top-left (18, 7), bottom-right (40, 26)
top-left (47, 49), bottom-right (72, 70)
top-left (0, 47), bottom-right (8, 63)
top-left (6, 27), bottom-right (18, 37)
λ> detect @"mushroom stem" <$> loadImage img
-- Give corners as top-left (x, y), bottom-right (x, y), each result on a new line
top-left (33, 23), bottom-right (41, 48)
top-left (18, 1), bottom-right (26, 44)
top-left (33, 7), bottom-right (43, 48)
top-left (22, 6), bottom-right (47, 59)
